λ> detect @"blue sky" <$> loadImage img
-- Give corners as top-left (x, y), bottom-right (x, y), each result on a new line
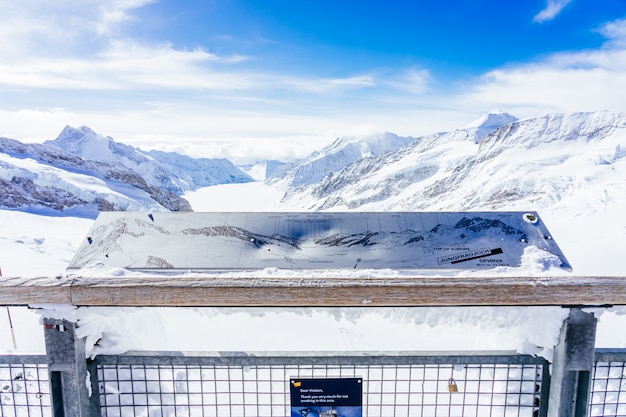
top-left (1, 0), bottom-right (626, 163)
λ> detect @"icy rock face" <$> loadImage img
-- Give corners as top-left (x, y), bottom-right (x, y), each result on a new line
top-left (0, 123), bottom-right (257, 217)
top-left (0, 177), bottom-right (88, 210)
top-left (46, 126), bottom-right (182, 194)
top-left (280, 131), bottom-right (416, 186)
top-left (46, 126), bottom-right (253, 193)
top-left (145, 149), bottom-right (253, 189)
top-left (464, 110), bottom-right (518, 144)
top-left (277, 111), bottom-right (626, 212)
top-left (44, 125), bottom-right (110, 159)
top-left (0, 137), bottom-right (191, 217)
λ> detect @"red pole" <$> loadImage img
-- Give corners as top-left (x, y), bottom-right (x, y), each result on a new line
top-left (6, 307), bottom-right (17, 350)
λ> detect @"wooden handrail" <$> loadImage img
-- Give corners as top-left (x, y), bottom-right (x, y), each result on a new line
top-left (1, 275), bottom-right (624, 307)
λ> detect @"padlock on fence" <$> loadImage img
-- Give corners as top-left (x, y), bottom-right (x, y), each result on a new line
top-left (448, 378), bottom-right (458, 393)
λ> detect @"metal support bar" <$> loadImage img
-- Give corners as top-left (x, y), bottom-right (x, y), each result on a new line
top-left (43, 318), bottom-right (99, 417)
top-left (548, 308), bottom-right (597, 417)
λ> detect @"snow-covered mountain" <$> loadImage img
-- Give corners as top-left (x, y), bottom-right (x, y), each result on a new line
top-left (144, 149), bottom-right (253, 189)
top-left (0, 137), bottom-right (191, 217)
top-left (239, 159), bottom-right (295, 181)
top-left (3, 111), bottom-right (625, 223)
top-left (276, 131), bottom-right (416, 186)
top-left (45, 126), bottom-right (252, 193)
top-left (0, 125), bottom-right (257, 217)
top-left (274, 112), bottom-right (518, 189)
top-left (463, 110), bottom-right (518, 143)
top-left (276, 111), bottom-right (626, 212)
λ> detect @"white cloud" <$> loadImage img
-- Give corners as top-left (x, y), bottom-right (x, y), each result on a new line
top-left (458, 45), bottom-right (626, 117)
top-left (0, 0), bottom-right (155, 59)
top-left (322, 75), bottom-right (375, 87)
top-left (0, 108), bottom-right (80, 142)
top-left (598, 18), bottom-right (626, 47)
top-left (0, 41), bottom-right (256, 91)
top-left (385, 68), bottom-right (431, 95)
top-left (0, 2), bottom-right (427, 122)
top-left (0, 1), bottom-right (256, 91)
top-left (0, 2), bottom-right (430, 100)
top-left (533, 0), bottom-right (573, 23)
top-left (95, 0), bottom-right (155, 35)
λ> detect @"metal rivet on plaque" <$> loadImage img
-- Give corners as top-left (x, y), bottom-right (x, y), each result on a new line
top-left (523, 213), bottom-right (538, 224)
top-left (448, 378), bottom-right (458, 393)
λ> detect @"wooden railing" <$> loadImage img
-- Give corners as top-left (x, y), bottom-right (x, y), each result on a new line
top-left (1, 275), bottom-right (624, 306)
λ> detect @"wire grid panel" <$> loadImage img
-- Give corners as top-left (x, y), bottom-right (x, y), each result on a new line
top-left (95, 355), bottom-right (547, 417)
top-left (591, 350), bottom-right (626, 417)
top-left (0, 356), bottom-right (51, 417)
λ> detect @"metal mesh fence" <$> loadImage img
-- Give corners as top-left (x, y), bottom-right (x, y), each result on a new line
top-left (590, 349), bottom-right (626, 417)
top-left (94, 353), bottom-right (549, 417)
top-left (0, 355), bottom-right (51, 417)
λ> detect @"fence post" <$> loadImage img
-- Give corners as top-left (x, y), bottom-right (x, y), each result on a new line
top-left (547, 308), bottom-right (597, 417)
top-left (44, 318), bottom-right (100, 417)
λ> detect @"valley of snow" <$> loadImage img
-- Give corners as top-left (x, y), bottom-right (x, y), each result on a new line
top-left (1, 110), bottom-right (626, 360)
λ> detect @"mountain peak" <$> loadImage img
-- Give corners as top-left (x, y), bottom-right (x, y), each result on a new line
top-left (56, 125), bottom-right (100, 141)
top-left (320, 131), bottom-right (414, 160)
top-left (47, 125), bottom-right (113, 160)
top-left (465, 110), bottom-right (517, 128)
top-left (287, 131), bottom-right (415, 186)
top-left (464, 111), bottom-right (518, 143)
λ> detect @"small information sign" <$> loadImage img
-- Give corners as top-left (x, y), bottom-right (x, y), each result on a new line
top-left (290, 377), bottom-right (362, 417)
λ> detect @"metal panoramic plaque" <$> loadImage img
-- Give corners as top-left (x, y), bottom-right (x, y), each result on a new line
top-left (67, 211), bottom-right (572, 271)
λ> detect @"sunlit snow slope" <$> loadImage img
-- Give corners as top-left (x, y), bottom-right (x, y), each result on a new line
top-left (277, 111), bottom-right (626, 213)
